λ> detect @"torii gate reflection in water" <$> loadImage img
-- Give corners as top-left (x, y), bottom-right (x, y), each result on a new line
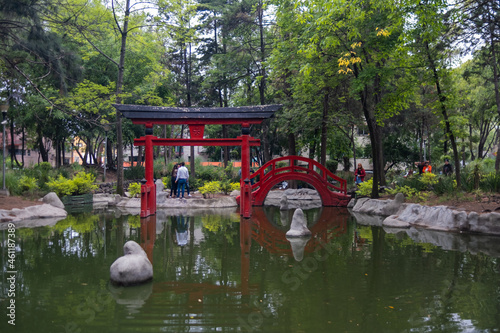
top-left (114, 104), bottom-right (282, 218)
top-left (136, 207), bottom-right (351, 301)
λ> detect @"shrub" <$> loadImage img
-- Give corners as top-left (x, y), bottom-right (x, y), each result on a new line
top-left (19, 176), bottom-right (39, 195)
top-left (128, 182), bottom-right (141, 197)
top-left (356, 178), bottom-right (373, 197)
top-left (386, 185), bottom-right (429, 202)
top-left (326, 160), bottom-right (338, 173)
top-left (46, 171), bottom-right (97, 197)
top-left (162, 176), bottom-right (170, 188)
top-left (198, 181), bottom-right (221, 198)
top-left (72, 172), bottom-right (98, 195)
top-left (420, 172), bottom-right (438, 187)
top-left (154, 158), bottom-right (169, 179)
top-left (220, 181), bottom-right (240, 195)
top-left (5, 171), bottom-right (21, 195)
top-left (480, 172), bottom-right (500, 193)
top-left (124, 165), bottom-right (145, 180)
top-left (47, 175), bottom-right (77, 197)
top-left (432, 176), bottom-right (456, 195)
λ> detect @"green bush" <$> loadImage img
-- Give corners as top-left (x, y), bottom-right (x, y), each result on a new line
top-left (198, 181), bottom-right (221, 198)
top-left (47, 171), bottom-right (97, 197)
top-left (128, 182), bottom-right (141, 197)
top-left (356, 178), bottom-right (373, 196)
top-left (19, 176), bottom-right (39, 195)
top-left (47, 175), bottom-right (77, 197)
top-left (386, 185), bottom-right (429, 202)
top-left (162, 176), bottom-right (170, 189)
top-left (326, 160), bottom-right (338, 173)
top-left (124, 165), bottom-right (145, 180)
top-left (5, 171), bottom-right (21, 195)
top-left (480, 172), bottom-right (500, 193)
top-left (72, 172), bottom-right (98, 195)
top-left (432, 176), bottom-right (456, 195)
top-left (154, 158), bottom-right (169, 179)
top-left (219, 181), bottom-right (240, 195)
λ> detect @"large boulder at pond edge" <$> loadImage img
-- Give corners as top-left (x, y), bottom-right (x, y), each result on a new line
top-left (110, 241), bottom-right (153, 286)
top-left (42, 192), bottom-right (65, 209)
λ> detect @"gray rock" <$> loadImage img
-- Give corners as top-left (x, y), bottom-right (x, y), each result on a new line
top-left (0, 204), bottom-right (67, 224)
top-left (110, 240), bottom-right (153, 286)
top-left (286, 208), bottom-right (312, 237)
top-left (347, 198), bottom-right (356, 208)
top-left (383, 215), bottom-right (410, 228)
top-left (468, 212), bottom-right (500, 235)
top-left (155, 179), bottom-right (164, 193)
top-left (381, 193), bottom-right (405, 216)
top-left (279, 194), bottom-right (288, 211)
top-left (42, 192), bottom-right (65, 209)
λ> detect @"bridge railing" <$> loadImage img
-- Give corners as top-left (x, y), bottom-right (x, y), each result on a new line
top-left (250, 156), bottom-right (347, 194)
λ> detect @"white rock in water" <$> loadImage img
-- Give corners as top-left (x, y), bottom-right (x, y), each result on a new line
top-left (110, 241), bottom-right (153, 286)
top-left (286, 208), bottom-right (312, 237)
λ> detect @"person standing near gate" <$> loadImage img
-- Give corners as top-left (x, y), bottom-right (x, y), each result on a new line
top-left (175, 162), bottom-right (189, 199)
top-left (170, 164), bottom-right (179, 198)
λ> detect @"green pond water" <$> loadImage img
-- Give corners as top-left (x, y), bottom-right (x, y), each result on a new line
top-left (1, 206), bottom-right (500, 333)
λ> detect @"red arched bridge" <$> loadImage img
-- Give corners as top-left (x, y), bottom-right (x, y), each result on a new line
top-left (237, 156), bottom-right (351, 207)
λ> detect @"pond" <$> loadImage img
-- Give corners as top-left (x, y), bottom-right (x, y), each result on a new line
top-left (1, 206), bottom-right (500, 332)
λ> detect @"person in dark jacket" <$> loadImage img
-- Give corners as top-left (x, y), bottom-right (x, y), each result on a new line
top-left (442, 159), bottom-right (453, 176)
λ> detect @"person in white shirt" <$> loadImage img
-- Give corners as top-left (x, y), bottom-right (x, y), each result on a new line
top-left (175, 162), bottom-right (189, 199)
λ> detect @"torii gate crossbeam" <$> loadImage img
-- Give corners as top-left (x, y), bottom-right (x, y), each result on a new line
top-left (114, 104), bottom-right (282, 219)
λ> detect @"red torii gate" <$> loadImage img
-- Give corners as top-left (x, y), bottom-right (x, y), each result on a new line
top-left (114, 104), bottom-right (282, 218)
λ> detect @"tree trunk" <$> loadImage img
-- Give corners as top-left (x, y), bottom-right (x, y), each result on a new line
top-left (488, 12), bottom-right (500, 172)
top-left (320, 91), bottom-right (329, 166)
top-left (114, 0), bottom-right (130, 196)
top-left (425, 40), bottom-right (461, 187)
top-left (37, 125), bottom-right (48, 162)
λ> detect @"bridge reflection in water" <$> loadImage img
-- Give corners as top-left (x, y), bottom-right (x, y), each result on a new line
top-left (129, 207), bottom-right (352, 327)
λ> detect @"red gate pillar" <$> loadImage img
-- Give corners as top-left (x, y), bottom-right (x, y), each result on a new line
top-left (141, 125), bottom-right (156, 218)
top-left (240, 123), bottom-right (252, 218)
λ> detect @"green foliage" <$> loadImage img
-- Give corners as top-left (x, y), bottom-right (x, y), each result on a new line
top-left (153, 158), bottom-right (168, 179)
top-left (357, 179), bottom-right (373, 197)
top-left (162, 176), bottom-right (170, 188)
top-left (47, 175), bottom-right (77, 197)
top-left (19, 176), bottom-right (39, 195)
top-left (124, 166), bottom-right (145, 180)
top-left (399, 175), bottom-right (428, 191)
top-left (219, 181), bottom-right (240, 195)
top-left (47, 172), bottom-right (97, 197)
top-left (386, 186), bottom-right (429, 202)
top-left (420, 173), bottom-right (438, 186)
top-left (460, 160), bottom-right (486, 192)
top-left (480, 172), bottom-right (500, 193)
top-left (432, 176), bottom-right (456, 195)
top-left (72, 172), bottom-right (98, 195)
top-left (198, 181), bottom-right (221, 198)
top-left (5, 171), bottom-right (21, 195)
top-left (326, 160), bottom-right (338, 173)
top-left (128, 182), bottom-right (141, 198)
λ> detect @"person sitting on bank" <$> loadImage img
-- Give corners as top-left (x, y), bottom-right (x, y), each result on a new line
top-left (442, 159), bottom-right (453, 176)
top-left (422, 160), bottom-right (432, 173)
top-left (355, 163), bottom-right (366, 185)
